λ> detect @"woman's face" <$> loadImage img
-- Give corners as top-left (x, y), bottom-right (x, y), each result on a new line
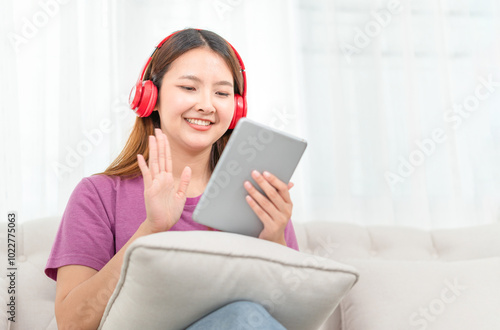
top-left (155, 47), bottom-right (235, 153)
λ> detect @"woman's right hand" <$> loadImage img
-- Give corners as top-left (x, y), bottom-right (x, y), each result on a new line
top-left (137, 128), bottom-right (192, 233)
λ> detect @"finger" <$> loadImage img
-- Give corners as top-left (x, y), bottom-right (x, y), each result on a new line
top-left (155, 129), bottom-right (166, 172)
top-left (244, 180), bottom-right (282, 221)
top-left (163, 132), bottom-right (173, 173)
top-left (245, 195), bottom-right (273, 226)
top-left (177, 166), bottom-right (192, 199)
top-left (251, 171), bottom-right (290, 212)
top-left (148, 135), bottom-right (160, 176)
top-left (137, 154), bottom-right (152, 188)
top-left (288, 182), bottom-right (294, 190)
top-left (262, 171), bottom-right (292, 203)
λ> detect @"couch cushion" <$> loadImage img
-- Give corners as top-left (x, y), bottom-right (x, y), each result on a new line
top-left (339, 258), bottom-right (500, 330)
top-left (98, 230), bottom-right (359, 330)
top-left (295, 222), bottom-right (500, 330)
top-left (295, 222), bottom-right (500, 262)
top-left (1, 217), bottom-right (60, 330)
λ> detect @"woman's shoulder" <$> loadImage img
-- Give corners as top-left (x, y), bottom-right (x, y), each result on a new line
top-left (69, 174), bottom-right (144, 203)
top-left (66, 174), bottom-right (144, 215)
top-left (82, 174), bottom-right (143, 191)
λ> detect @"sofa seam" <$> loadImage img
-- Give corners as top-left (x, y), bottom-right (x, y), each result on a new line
top-left (366, 228), bottom-right (375, 258)
top-left (43, 316), bottom-right (57, 329)
top-left (129, 244), bottom-right (360, 276)
top-left (429, 231), bottom-right (439, 259)
top-left (339, 297), bottom-right (346, 330)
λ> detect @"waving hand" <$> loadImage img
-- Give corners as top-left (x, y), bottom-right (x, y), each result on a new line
top-left (137, 128), bottom-right (192, 233)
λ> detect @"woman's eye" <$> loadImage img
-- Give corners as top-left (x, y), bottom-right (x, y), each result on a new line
top-left (216, 92), bottom-right (230, 97)
top-left (180, 86), bottom-right (195, 91)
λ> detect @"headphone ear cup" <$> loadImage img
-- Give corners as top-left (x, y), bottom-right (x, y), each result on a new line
top-left (135, 80), bottom-right (158, 117)
top-left (229, 93), bottom-right (246, 129)
top-left (129, 81), bottom-right (143, 111)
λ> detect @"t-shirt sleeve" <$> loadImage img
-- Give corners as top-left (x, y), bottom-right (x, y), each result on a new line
top-left (45, 177), bottom-right (115, 281)
top-left (284, 219), bottom-right (300, 251)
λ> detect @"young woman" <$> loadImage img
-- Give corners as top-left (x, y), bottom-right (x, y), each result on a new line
top-left (45, 28), bottom-right (298, 329)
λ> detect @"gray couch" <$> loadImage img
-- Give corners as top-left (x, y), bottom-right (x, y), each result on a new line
top-left (4, 217), bottom-right (500, 329)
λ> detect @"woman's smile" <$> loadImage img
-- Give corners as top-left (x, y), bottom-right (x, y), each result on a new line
top-left (184, 118), bottom-right (214, 131)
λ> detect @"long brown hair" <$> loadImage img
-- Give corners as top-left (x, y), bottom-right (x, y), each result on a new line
top-left (95, 28), bottom-right (245, 179)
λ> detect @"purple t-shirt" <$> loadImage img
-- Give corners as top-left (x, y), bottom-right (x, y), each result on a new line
top-left (45, 174), bottom-right (299, 281)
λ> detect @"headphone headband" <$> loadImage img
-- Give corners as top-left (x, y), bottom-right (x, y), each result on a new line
top-left (137, 31), bottom-right (178, 83)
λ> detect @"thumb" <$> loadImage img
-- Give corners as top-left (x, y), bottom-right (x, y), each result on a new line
top-left (177, 166), bottom-right (192, 198)
top-left (288, 181), bottom-right (294, 190)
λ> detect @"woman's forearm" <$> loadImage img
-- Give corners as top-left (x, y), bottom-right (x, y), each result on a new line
top-left (55, 221), bottom-right (154, 330)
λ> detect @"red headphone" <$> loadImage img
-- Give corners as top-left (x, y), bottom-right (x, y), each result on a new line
top-left (129, 29), bottom-right (247, 129)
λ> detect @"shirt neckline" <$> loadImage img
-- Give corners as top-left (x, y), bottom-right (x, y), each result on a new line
top-left (185, 193), bottom-right (202, 205)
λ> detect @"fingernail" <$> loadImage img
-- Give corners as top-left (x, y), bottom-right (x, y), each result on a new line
top-left (252, 170), bottom-right (260, 177)
top-left (244, 181), bottom-right (252, 189)
top-left (263, 171), bottom-right (271, 178)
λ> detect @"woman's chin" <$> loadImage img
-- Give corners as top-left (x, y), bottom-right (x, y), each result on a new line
top-left (181, 137), bottom-right (217, 153)
top-left (175, 125), bottom-right (229, 152)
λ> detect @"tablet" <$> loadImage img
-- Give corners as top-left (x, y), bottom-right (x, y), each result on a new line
top-left (192, 118), bottom-right (307, 237)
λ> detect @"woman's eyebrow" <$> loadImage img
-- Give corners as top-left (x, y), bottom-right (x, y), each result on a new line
top-left (178, 75), bottom-right (233, 87)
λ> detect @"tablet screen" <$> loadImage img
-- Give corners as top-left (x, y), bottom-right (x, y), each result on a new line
top-left (192, 118), bottom-right (307, 237)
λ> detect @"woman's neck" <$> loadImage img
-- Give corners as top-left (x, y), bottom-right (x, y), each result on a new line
top-left (169, 143), bottom-right (212, 198)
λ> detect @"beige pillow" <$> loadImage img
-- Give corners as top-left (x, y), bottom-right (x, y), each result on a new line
top-left (98, 231), bottom-right (359, 330)
top-left (340, 258), bottom-right (500, 330)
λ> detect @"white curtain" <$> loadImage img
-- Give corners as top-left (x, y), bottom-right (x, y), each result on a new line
top-left (297, 0), bottom-right (500, 228)
top-left (2, 0), bottom-right (500, 229)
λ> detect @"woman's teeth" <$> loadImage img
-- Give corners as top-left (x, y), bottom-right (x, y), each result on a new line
top-left (185, 118), bottom-right (211, 126)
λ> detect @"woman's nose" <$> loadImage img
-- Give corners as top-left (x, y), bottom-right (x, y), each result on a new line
top-left (196, 90), bottom-right (216, 113)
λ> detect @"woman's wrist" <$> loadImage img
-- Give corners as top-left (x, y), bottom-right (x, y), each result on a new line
top-left (140, 218), bottom-right (176, 236)
top-left (276, 236), bottom-right (287, 247)
top-left (259, 232), bottom-right (287, 247)
top-left (138, 220), bottom-right (160, 236)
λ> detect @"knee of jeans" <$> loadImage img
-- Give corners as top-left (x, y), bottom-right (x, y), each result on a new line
top-left (231, 301), bottom-right (271, 327)
top-left (227, 301), bottom-right (267, 314)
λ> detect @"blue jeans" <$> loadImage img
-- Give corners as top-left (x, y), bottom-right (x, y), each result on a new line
top-left (185, 301), bottom-right (286, 330)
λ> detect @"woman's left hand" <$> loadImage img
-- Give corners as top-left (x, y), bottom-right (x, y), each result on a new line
top-left (244, 170), bottom-right (294, 246)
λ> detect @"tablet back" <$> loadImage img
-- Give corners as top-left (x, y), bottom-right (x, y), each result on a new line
top-left (192, 118), bottom-right (307, 237)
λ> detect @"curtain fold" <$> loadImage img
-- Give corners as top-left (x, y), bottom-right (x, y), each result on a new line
top-left (2, 0), bottom-right (21, 220)
top-left (2, 0), bottom-right (500, 228)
